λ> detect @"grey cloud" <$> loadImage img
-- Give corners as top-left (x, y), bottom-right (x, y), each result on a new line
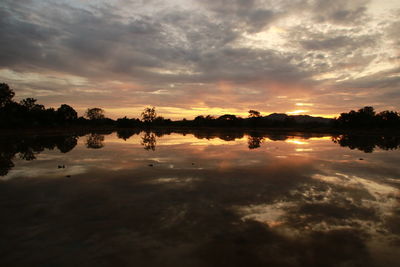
top-left (337, 67), bottom-right (400, 89)
top-left (0, 2), bottom-right (171, 78)
top-left (0, 0), bottom-right (317, 89)
top-left (197, 0), bottom-right (281, 33)
top-left (386, 16), bottom-right (400, 46)
top-left (195, 48), bottom-right (315, 84)
top-left (300, 35), bottom-right (374, 51)
top-left (314, 66), bottom-right (400, 111)
top-left (0, 0), bottom-right (398, 116)
top-left (285, 24), bottom-right (380, 78)
top-left (311, 0), bottom-right (370, 25)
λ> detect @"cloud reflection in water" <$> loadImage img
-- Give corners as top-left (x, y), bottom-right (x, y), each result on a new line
top-left (0, 130), bottom-right (399, 266)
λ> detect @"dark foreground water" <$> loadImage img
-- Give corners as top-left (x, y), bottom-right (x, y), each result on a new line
top-left (1, 130), bottom-right (399, 267)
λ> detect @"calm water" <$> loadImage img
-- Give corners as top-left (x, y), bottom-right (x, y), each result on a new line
top-left (1, 130), bottom-right (399, 266)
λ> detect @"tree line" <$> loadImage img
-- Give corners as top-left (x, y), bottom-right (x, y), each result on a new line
top-left (1, 83), bottom-right (399, 130)
top-left (0, 83), bottom-right (115, 128)
top-left (334, 106), bottom-right (400, 128)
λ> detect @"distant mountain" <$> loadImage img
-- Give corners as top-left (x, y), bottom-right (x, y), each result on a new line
top-left (265, 113), bottom-right (288, 121)
top-left (265, 113), bottom-right (332, 125)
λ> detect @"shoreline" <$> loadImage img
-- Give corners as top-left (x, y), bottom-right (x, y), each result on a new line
top-left (1, 125), bottom-right (400, 137)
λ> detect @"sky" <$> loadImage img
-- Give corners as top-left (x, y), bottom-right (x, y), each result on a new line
top-left (0, 0), bottom-right (399, 119)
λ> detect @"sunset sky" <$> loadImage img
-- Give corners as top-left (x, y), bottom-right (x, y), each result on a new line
top-left (1, 0), bottom-right (399, 119)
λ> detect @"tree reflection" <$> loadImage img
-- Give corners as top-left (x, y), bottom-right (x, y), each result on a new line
top-left (1, 130), bottom-right (400, 266)
top-left (141, 132), bottom-right (157, 151)
top-left (332, 135), bottom-right (400, 153)
top-left (116, 129), bottom-right (140, 140)
top-left (247, 136), bottom-right (264, 149)
top-left (85, 134), bottom-right (105, 149)
top-left (2, 131), bottom-right (400, 177)
top-left (0, 135), bottom-right (78, 176)
top-left (19, 149), bottom-right (36, 161)
top-left (193, 131), bottom-right (244, 141)
top-left (0, 153), bottom-right (14, 176)
top-left (56, 136), bottom-right (78, 153)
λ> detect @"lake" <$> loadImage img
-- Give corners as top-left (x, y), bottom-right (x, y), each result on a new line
top-left (1, 130), bottom-right (399, 266)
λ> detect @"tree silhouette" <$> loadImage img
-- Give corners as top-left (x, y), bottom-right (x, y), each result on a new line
top-left (377, 111), bottom-right (399, 128)
top-left (205, 115), bottom-right (215, 120)
top-left (358, 106), bottom-right (375, 117)
top-left (85, 108), bottom-right (105, 120)
top-left (335, 106), bottom-right (400, 128)
top-left (57, 104), bottom-right (78, 121)
top-left (141, 107), bottom-right (157, 123)
top-left (20, 98), bottom-right (44, 111)
top-left (0, 83), bottom-right (15, 108)
top-left (116, 117), bottom-right (141, 128)
top-left (248, 110), bottom-right (261, 118)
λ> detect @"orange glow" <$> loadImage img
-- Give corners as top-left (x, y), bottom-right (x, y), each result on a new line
top-left (295, 103), bottom-right (314, 107)
top-left (105, 132), bottom-right (247, 146)
top-left (82, 106), bottom-right (338, 120)
top-left (296, 148), bottom-right (313, 152)
top-left (216, 80), bottom-right (235, 94)
top-left (286, 139), bottom-right (309, 145)
top-left (287, 110), bottom-right (309, 115)
top-left (309, 136), bottom-right (332, 141)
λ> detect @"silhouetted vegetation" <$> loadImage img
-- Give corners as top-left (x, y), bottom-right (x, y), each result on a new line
top-left (85, 108), bottom-right (105, 120)
top-left (57, 104), bottom-right (78, 122)
top-left (141, 107), bottom-right (157, 123)
top-left (0, 83), bottom-right (15, 108)
top-left (0, 83), bottom-right (116, 128)
top-left (1, 83), bottom-right (400, 132)
top-left (335, 106), bottom-right (400, 129)
top-left (248, 109), bottom-right (261, 118)
top-left (116, 117), bottom-right (141, 128)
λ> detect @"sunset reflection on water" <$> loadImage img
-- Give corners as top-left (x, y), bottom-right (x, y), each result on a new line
top-left (0, 131), bottom-right (399, 266)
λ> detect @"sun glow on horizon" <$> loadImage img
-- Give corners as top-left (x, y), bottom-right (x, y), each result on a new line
top-left (93, 106), bottom-right (339, 120)
top-left (287, 110), bottom-right (309, 115)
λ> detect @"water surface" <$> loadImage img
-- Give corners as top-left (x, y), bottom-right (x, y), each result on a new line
top-left (1, 131), bottom-right (399, 266)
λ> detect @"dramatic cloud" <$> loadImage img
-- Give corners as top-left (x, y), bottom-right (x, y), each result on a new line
top-left (0, 0), bottom-right (399, 118)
